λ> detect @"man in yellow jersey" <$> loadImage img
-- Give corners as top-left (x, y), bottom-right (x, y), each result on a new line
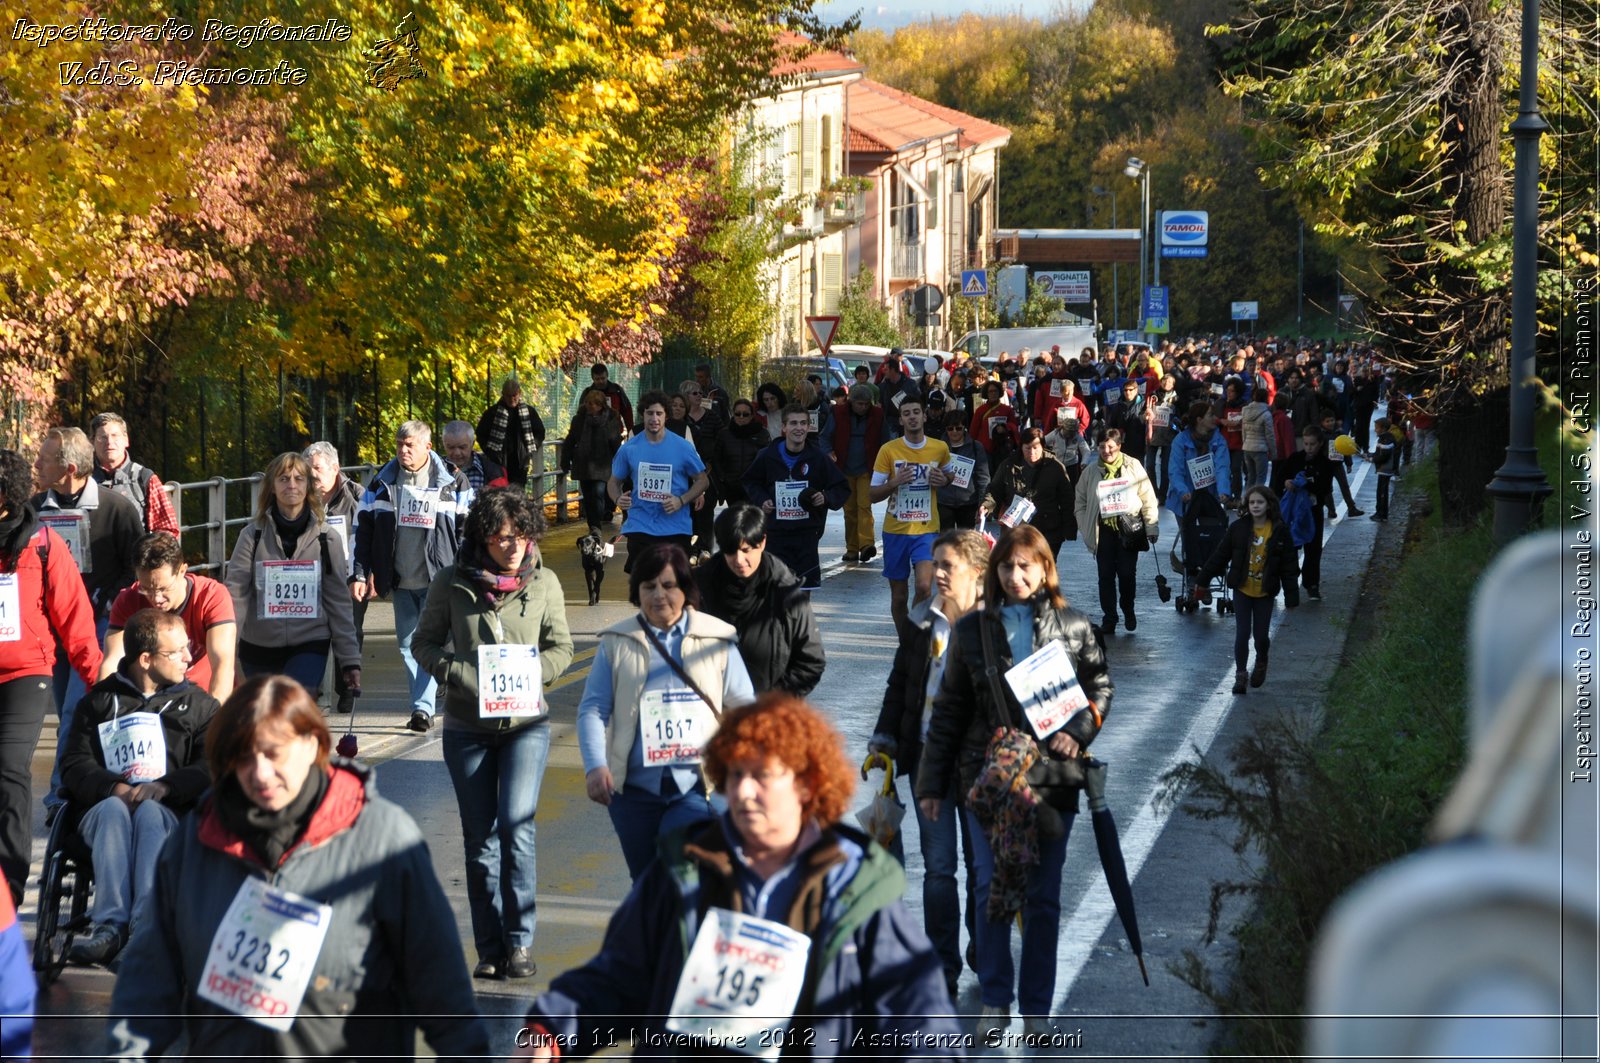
top-left (869, 396), bottom-right (952, 639)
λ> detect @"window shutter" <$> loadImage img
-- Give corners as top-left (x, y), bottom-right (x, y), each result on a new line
top-left (785, 124), bottom-right (801, 198)
top-left (802, 120), bottom-right (817, 192)
top-left (822, 253), bottom-right (843, 313)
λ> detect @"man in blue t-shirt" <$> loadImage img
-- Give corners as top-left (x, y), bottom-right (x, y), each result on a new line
top-left (609, 390), bottom-right (710, 573)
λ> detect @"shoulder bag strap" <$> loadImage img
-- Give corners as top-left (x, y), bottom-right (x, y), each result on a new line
top-left (637, 616), bottom-right (720, 719)
top-left (977, 611), bottom-right (1017, 731)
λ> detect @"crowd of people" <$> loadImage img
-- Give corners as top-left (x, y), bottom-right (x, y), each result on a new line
top-left (0, 334), bottom-right (1422, 1057)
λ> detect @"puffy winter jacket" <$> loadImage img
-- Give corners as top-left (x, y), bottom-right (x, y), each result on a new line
top-left (412, 559), bottom-right (575, 733)
top-left (1165, 428), bottom-right (1233, 518)
top-left (107, 762), bottom-right (489, 1061)
top-left (1240, 400), bottom-right (1275, 455)
top-left (696, 554), bottom-right (825, 697)
top-left (525, 817), bottom-right (961, 1059)
top-left (563, 407), bottom-right (624, 483)
top-left (1074, 455), bottom-right (1161, 556)
top-left (60, 672), bottom-right (218, 811)
top-left (917, 599), bottom-right (1113, 815)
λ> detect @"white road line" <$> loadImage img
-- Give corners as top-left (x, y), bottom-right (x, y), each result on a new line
top-left (1050, 459), bottom-right (1373, 1009)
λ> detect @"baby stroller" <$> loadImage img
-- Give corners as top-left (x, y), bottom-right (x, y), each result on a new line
top-left (1173, 489), bottom-right (1232, 614)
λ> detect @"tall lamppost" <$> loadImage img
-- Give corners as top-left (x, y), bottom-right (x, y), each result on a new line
top-left (1092, 184), bottom-right (1120, 331)
top-left (1124, 157), bottom-right (1150, 337)
top-left (1485, 0), bottom-right (1553, 543)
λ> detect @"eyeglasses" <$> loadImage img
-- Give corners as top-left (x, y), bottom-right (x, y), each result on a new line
top-left (155, 647), bottom-right (192, 662)
top-left (489, 535), bottom-right (529, 549)
top-left (732, 411), bottom-right (752, 419)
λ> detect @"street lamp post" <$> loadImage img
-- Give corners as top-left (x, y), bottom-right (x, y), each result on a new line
top-left (1124, 157), bottom-right (1150, 339)
top-left (1485, 0), bottom-right (1553, 543)
top-left (1092, 185), bottom-right (1120, 331)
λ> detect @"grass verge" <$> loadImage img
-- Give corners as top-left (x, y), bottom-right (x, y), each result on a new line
top-left (1160, 450), bottom-right (1488, 1057)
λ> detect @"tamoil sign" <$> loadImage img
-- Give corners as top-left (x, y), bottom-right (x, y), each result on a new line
top-left (1159, 211), bottom-right (1208, 258)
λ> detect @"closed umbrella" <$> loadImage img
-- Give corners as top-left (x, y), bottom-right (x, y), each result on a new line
top-left (1082, 757), bottom-right (1149, 986)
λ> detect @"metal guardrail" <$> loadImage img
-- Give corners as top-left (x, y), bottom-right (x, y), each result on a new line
top-left (166, 445), bottom-right (581, 575)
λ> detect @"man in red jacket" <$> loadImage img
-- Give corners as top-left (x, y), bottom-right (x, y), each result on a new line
top-left (829, 384), bottom-right (885, 564)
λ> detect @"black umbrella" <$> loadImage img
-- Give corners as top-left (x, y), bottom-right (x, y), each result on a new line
top-left (1082, 758), bottom-right (1149, 985)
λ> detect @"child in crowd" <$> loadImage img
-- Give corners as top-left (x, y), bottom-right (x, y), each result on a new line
top-left (1368, 418), bottom-right (1399, 521)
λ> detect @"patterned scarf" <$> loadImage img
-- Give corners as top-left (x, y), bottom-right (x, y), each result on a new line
top-left (456, 539), bottom-right (535, 603)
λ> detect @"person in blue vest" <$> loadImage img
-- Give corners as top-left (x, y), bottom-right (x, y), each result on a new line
top-left (353, 421), bottom-right (473, 733)
top-left (607, 391), bottom-right (710, 574)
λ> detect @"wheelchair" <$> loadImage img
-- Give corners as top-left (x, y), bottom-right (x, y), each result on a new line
top-left (31, 802), bottom-right (94, 987)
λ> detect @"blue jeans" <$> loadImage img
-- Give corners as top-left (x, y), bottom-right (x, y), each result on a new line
top-left (607, 779), bottom-right (717, 881)
top-left (391, 586), bottom-right (437, 716)
top-left (910, 766), bottom-right (978, 989)
top-left (78, 796), bottom-right (178, 930)
top-left (49, 615), bottom-right (109, 811)
top-left (965, 807), bottom-right (1074, 1016)
top-left (441, 721), bottom-right (551, 958)
top-left (239, 643), bottom-right (329, 694)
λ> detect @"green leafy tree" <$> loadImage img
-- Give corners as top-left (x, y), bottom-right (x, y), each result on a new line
top-left (835, 270), bottom-right (900, 347)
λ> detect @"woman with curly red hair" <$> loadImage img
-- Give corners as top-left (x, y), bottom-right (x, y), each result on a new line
top-left (518, 694), bottom-right (962, 1060)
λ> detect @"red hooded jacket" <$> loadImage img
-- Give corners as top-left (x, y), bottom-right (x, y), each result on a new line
top-left (0, 525), bottom-right (101, 687)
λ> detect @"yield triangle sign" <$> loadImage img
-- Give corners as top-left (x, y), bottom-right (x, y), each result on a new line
top-left (805, 315), bottom-right (840, 354)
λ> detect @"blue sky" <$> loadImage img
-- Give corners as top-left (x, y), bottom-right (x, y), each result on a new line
top-left (815, 0), bottom-right (1081, 31)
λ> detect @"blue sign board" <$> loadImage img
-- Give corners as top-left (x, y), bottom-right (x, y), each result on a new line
top-left (1159, 210), bottom-right (1208, 259)
top-left (1162, 246), bottom-right (1208, 258)
top-left (1142, 286), bottom-right (1169, 334)
top-left (960, 270), bottom-right (988, 297)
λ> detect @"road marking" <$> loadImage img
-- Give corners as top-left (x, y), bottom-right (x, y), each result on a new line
top-left (1051, 459), bottom-right (1372, 1009)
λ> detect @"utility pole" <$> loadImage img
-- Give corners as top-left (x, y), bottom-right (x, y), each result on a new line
top-left (1297, 220), bottom-right (1305, 336)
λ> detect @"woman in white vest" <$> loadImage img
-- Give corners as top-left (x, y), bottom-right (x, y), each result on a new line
top-left (224, 453), bottom-right (361, 698)
top-left (576, 542), bottom-right (754, 880)
top-left (1074, 428), bottom-right (1161, 636)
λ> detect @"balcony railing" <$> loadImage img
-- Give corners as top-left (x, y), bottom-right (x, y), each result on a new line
top-left (819, 189), bottom-right (865, 229)
top-left (890, 238), bottom-right (923, 280)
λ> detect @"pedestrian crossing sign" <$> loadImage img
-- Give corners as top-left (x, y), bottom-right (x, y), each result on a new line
top-left (961, 270), bottom-right (988, 297)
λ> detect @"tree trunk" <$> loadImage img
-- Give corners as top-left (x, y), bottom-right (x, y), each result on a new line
top-left (1436, 388), bottom-right (1509, 526)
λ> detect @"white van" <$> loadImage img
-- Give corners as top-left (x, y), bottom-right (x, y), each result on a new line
top-left (952, 326), bottom-right (1099, 361)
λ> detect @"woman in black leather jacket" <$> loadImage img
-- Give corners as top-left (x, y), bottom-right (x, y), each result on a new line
top-left (915, 524), bottom-right (1113, 1040)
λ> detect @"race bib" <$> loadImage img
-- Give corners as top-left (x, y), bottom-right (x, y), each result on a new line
top-left (988, 415), bottom-right (1007, 436)
top-left (198, 877), bottom-right (334, 1031)
top-left (1104, 389), bottom-right (1121, 407)
top-left (96, 712), bottom-right (167, 784)
top-left (1059, 406), bottom-right (1079, 424)
top-left (261, 560), bottom-right (321, 620)
top-left (807, 410), bottom-right (820, 433)
top-left (1188, 454), bottom-right (1216, 489)
top-left (640, 688), bottom-right (716, 767)
top-left (477, 644), bottom-right (543, 719)
top-left (946, 455), bottom-right (976, 490)
top-left (397, 485), bottom-right (438, 529)
top-left (1210, 383), bottom-right (1224, 397)
top-left (774, 481), bottom-right (808, 522)
top-left (0, 574), bottom-right (19, 642)
top-left (666, 908), bottom-right (811, 1059)
top-left (324, 515), bottom-right (353, 578)
top-left (998, 495), bottom-right (1036, 528)
top-left (1049, 379), bottom-right (1063, 398)
top-left (637, 462), bottom-right (674, 504)
top-left (890, 461), bottom-right (932, 524)
top-left (1096, 477), bottom-right (1136, 517)
top-left (1151, 405), bottom-right (1172, 428)
top-left (1224, 411), bottom-right (1242, 429)
top-left (1005, 640), bottom-right (1091, 740)
top-left (39, 511), bottom-right (89, 573)
top-left (891, 391), bottom-right (906, 409)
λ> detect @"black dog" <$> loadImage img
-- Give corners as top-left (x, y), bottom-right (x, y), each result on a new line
top-left (578, 532), bottom-right (613, 605)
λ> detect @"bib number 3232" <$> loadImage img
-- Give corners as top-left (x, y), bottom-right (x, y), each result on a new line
top-left (198, 877), bottom-right (333, 1031)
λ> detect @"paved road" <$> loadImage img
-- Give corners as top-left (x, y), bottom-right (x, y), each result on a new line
top-left (23, 459), bottom-right (1386, 1057)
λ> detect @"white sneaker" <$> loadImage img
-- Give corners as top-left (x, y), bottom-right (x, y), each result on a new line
top-left (975, 1004), bottom-right (1010, 1040)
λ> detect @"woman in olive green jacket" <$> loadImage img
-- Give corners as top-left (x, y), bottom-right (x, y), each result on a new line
top-left (413, 488), bottom-right (574, 982)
